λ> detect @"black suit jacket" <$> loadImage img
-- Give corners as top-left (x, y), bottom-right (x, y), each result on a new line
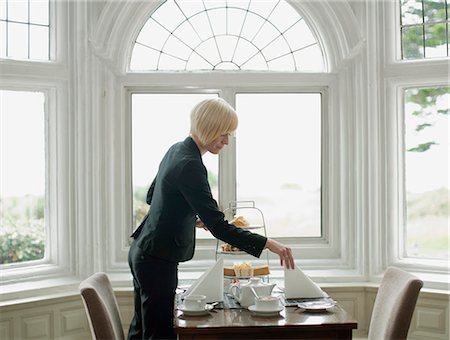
top-left (131, 137), bottom-right (267, 262)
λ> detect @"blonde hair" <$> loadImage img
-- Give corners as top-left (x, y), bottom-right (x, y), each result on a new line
top-left (190, 98), bottom-right (238, 146)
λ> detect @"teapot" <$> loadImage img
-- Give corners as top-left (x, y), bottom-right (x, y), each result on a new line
top-left (230, 277), bottom-right (276, 308)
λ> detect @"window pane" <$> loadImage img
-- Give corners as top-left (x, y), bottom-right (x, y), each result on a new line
top-left (0, 21), bottom-right (5, 57)
top-left (8, 0), bottom-right (28, 22)
top-left (404, 87), bottom-right (449, 259)
top-left (236, 93), bottom-right (321, 238)
top-left (401, 0), bottom-right (423, 25)
top-left (0, 90), bottom-right (46, 264)
top-left (29, 24), bottom-right (49, 60)
top-left (402, 25), bottom-right (425, 59)
top-left (0, 0), bottom-right (6, 20)
top-left (423, 0), bottom-right (446, 23)
top-left (131, 93), bottom-right (218, 240)
top-left (425, 23), bottom-right (447, 57)
top-left (30, 0), bottom-right (49, 25)
top-left (8, 22), bottom-right (28, 59)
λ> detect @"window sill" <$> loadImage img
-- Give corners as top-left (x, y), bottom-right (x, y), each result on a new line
top-left (1, 274), bottom-right (448, 310)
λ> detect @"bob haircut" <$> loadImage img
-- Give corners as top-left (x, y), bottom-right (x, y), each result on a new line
top-left (190, 98), bottom-right (238, 146)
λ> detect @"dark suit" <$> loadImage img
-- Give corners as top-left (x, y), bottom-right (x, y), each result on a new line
top-left (128, 137), bottom-right (267, 339)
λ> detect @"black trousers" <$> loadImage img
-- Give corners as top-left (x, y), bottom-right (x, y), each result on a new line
top-left (128, 241), bottom-right (178, 340)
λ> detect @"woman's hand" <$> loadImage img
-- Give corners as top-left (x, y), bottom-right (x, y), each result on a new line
top-left (265, 238), bottom-right (295, 269)
top-left (195, 218), bottom-right (209, 231)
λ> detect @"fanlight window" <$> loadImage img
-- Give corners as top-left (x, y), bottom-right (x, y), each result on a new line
top-left (130, 0), bottom-right (325, 71)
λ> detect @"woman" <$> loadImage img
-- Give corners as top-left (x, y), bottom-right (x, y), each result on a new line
top-left (128, 98), bottom-right (294, 339)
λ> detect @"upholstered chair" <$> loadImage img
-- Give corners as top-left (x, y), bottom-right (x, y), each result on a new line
top-left (79, 272), bottom-right (125, 340)
top-left (368, 267), bottom-right (423, 340)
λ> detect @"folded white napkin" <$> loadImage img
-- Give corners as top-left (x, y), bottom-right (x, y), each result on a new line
top-left (284, 264), bottom-right (328, 299)
top-left (183, 258), bottom-right (224, 303)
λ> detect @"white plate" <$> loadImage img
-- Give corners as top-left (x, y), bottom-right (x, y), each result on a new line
top-left (179, 304), bottom-right (214, 316)
top-left (248, 305), bottom-right (283, 316)
top-left (297, 300), bottom-right (336, 312)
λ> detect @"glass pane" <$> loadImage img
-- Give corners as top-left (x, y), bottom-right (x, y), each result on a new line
top-left (425, 23), bottom-right (447, 57)
top-left (216, 35), bottom-right (239, 63)
top-left (163, 35), bottom-right (191, 61)
top-left (240, 12), bottom-right (265, 42)
top-left (252, 22), bottom-right (282, 51)
top-left (151, 0), bottom-right (186, 32)
top-left (131, 93), bottom-right (218, 240)
top-left (195, 38), bottom-right (221, 67)
top-left (226, 7), bottom-right (246, 37)
top-left (129, 43), bottom-right (160, 70)
top-left (236, 93), bottom-right (322, 238)
top-left (188, 12), bottom-right (214, 41)
top-left (267, 53), bottom-right (295, 71)
top-left (8, 22), bottom-right (28, 59)
top-left (136, 18), bottom-right (171, 52)
top-left (261, 36), bottom-right (289, 61)
top-left (270, 1), bottom-right (303, 32)
top-left (401, 0), bottom-right (423, 25)
top-left (0, 90), bottom-right (46, 264)
top-left (158, 52), bottom-right (187, 70)
top-left (404, 87), bottom-right (449, 259)
top-left (283, 19), bottom-right (317, 51)
top-left (208, 8), bottom-right (226, 36)
top-left (293, 44), bottom-right (324, 72)
top-left (0, 21), bottom-right (5, 57)
top-left (423, 0), bottom-right (446, 23)
top-left (173, 21), bottom-right (202, 50)
top-left (29, 24), bottom-right (49, 60)
top-left (402, 25), bottom-right (425, 59)
top-left (30, 0), bottom-right (49, 25)
top-left (8, 0), bottom-right (28, 22)
top-left (0, 0), bottom-right (6, 20)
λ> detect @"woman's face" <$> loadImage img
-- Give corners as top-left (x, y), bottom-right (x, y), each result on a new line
top-left (205, 133), bottom-right (230, 154)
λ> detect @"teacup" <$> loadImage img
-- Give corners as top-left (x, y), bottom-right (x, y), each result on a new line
top-left (184, 294), bottom-right (207, 310)
top-left (254, 295), bottom-right (280, 311)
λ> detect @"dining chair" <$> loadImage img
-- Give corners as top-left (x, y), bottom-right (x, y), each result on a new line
top-left (368, 267), bottom-right (423, 340)
top-left (79, 272), bottom-right (125, 340)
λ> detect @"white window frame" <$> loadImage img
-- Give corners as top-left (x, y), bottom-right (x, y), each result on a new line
top-left (378, 0), bottom-right (449, 285)
top-left (106, 70), bottom-right (360, 281)
top-left (0, 0), bottom-right (73, 288)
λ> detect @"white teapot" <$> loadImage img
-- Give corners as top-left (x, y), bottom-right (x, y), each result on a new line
top-left (230, 277), bottom-right (276, 308)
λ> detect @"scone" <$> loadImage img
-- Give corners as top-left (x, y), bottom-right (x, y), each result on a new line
top-left (230, 215), bottom-right (250, 227)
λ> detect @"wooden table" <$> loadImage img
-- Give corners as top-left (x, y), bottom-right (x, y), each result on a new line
top-left (174, 305), bottom-right (357, 339)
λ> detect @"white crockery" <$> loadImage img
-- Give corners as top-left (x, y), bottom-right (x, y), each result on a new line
top-left (254, 295), bottom-right (281, 311)
top-left (183, 294), bottom-right (207, 311)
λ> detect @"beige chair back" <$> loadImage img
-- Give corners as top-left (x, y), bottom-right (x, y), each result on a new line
top-left (368, 267), bottom-right (423, 340)
top-left (79, 272), bottom-right (125, 340)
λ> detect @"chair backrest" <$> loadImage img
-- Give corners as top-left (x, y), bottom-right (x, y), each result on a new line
top-left (368, 267), bottom-right (423, 340)
top-left (79, 272), bottom-right (125, 340)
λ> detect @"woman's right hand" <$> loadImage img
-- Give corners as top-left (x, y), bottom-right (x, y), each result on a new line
top-left (265, 238), bottom-right (295, 269)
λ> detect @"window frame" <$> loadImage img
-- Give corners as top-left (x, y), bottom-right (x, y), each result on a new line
top-left (112, 71), bottom-right (355, 276)
top-left (0, 81), bottom-right (72, 283)
top-left (0, 0), bottom-right (72, 286)
top-left (379, 1), bottom-right (449, 282)
top-left (384, 78), bottom-right (449, 273)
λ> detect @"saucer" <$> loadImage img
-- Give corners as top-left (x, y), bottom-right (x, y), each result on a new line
top-left (297, 300), bottom-right (336, 312)
top-left (248, 305), bottom-right (283, 316)
top-left (179, 304), bottom-right (213, 316)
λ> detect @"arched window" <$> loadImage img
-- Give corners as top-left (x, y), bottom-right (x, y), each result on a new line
top-left (127, 1), bottom-right (330, 248)
top-left (130, 0), bottom-right (324, 71)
